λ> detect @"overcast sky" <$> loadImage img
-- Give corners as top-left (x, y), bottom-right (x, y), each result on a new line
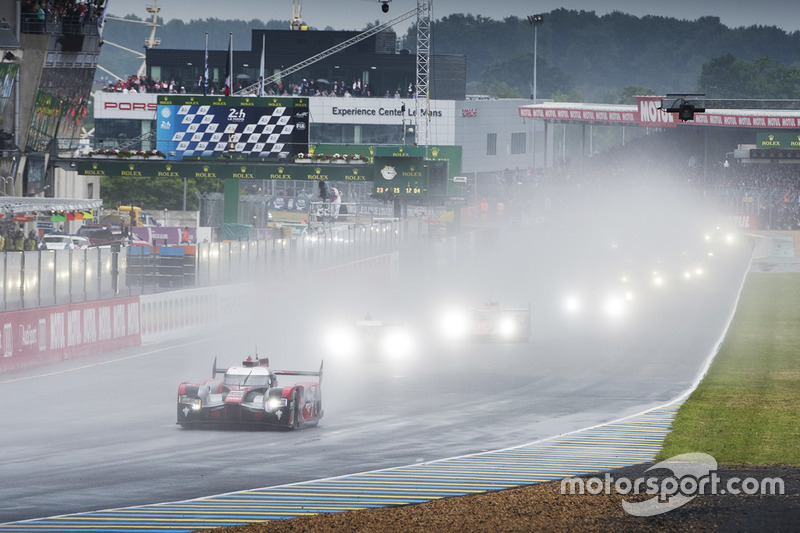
top-left (111, 0), bottom-right (800, 35)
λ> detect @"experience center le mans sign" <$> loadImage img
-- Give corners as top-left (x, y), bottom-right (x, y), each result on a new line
top-left (76, 160), bottom-right (374, 181)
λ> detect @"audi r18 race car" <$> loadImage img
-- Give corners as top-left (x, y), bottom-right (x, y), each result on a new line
top-left (440, 302), bottom-right (532, 342)
top-left (323, 314), bottom-right (415, 360)
top-left (177, 356), bottom-right (323, 430)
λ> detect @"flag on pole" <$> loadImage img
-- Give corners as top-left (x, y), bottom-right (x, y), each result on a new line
top-left (224, 33), bottom-right (233, 96)
top-left (257, 35), bottom-right (265, 97)
top-left (97, 0), bottom-right (110, 39)
top-left (203, 32), bottom-right (209, 96)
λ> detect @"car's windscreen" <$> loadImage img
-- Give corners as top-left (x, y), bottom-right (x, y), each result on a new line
top-left (44, 236), bottom-right (70, 243)
top-left (223, 372), bottom-right (271, 387)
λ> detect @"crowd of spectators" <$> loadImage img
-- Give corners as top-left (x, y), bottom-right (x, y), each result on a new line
top-left (261, 78), bottom-right (415, 99)
top-left (100, 72), bottom-right (418, 100)
top-left (21, 0), bottom-right (106, 33)
top-left (546, 130), bottom-right (800, 230)
top-left (101, 75), bottom-right (183, 94)
top-left (700, 160), bottom-right (800, 230)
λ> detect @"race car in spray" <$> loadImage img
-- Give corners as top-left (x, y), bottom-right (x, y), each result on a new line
top-left (439, 302), bottom-right (532, 342)
top-left (323, 314), bottom-right (415, 360)
top-left (177, 356), bottom-right (323, 430)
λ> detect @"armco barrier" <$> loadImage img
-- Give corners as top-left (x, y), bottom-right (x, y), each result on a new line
top-left (316, 251), bottom-right (400, 285)
top-left (0, 227), bottom-right (480, 374)
top-left (139, 284), bottom-right (254, 342)
top-left (0, 297), bottom-right (141, 374)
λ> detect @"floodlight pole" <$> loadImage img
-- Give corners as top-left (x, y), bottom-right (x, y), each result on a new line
top-left (527, 14), bottom-right (545, 172)
top-left (527, 14), bottom-right (544, 103)
top-left (533, 23), bottom-right (538, 103)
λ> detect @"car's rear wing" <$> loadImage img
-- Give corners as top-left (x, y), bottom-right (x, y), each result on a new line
top-left (274, 360), bottom-right (324, 383)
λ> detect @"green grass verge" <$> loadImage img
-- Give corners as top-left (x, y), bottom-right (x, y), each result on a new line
top-left (657, 272), bottom-right (800, 465)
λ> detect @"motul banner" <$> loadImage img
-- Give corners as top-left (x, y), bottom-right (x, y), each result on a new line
top-left (519, 97), bottom-right (800, 130)
top-left (636, 96), bottom-right (676, 128)
top-left (0, 298), bottom-right (141, 373)
top-left (518, 106), bottom-right (637, 123)
top-left (729, 214), bottom-right (758, 230)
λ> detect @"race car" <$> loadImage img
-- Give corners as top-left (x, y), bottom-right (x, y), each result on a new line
top-left (177, 356), bottom-right (323, 430)
top-left (440, 302), bottom-right (532, 342)
top-left (323, 314), bottom-right (415, 359)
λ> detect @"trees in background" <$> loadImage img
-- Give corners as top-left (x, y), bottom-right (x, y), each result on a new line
top-left (102, 10), bottom-right (800, 103)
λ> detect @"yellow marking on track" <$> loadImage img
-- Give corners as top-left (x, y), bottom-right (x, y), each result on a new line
top-left (557, 436), bottom-right (666, 443)
top-left (485, 450), bottom-right (653, 456)
top-left (107, 506), bottom-right (373, 514)
top-left (292, 482), bottom-right (500, 491)
top-left (244, 490), bottom-right (451, 498)
top-left (376, 466), bottom-right (632, 473)
top-left (539, 444), bottom-right (661, 451)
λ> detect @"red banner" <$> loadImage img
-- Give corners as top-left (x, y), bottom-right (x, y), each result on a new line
top-left (519, 96), bottom-right (800, 130)
top-left (0, 297), bottom-right (141, 373)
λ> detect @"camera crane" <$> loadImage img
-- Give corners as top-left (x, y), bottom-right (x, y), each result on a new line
top-left (102, 0), bottom-right (162, 80)
top-left (238, 0), bottom-right (433, 147)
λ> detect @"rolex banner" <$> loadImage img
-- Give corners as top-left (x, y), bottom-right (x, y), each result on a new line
top-left (755, 132), bottom-right (800, 149)
top-left (76, 160), bottom-right (373, 181)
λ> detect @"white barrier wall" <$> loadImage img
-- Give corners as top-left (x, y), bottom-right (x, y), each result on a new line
top-left (139, 284), bottom-right (255, 342)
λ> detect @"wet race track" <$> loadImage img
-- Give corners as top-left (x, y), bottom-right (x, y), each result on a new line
top-left (0, 187), bottom-right (754, 523)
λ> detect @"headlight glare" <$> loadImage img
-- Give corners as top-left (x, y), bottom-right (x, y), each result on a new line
top-left (266, 397), bottom-right (287, 412)
top-left (498, 317), bottom-right (516, 337)
top-left (441, 310), bottom-right (469, 339)
top-left (179, 395), bottom-right (202, 411)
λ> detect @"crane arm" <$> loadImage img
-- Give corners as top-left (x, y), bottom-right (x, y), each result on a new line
top-left (237, 5), bottom-right (419, 95)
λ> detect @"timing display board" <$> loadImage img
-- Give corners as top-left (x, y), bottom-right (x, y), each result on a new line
top-left (372, 157), bottom-right (428, 198)
top-left (156, 95), bottom-right (308, 161)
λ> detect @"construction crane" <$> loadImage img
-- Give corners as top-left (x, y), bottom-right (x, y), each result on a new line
top-left (104, 0), bottom-right (162, 78)
top-left (290, 0), bottom-right (304, 30)
top-left (415, 0), bottom-right (431, 149)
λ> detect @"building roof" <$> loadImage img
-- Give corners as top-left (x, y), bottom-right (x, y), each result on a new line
top-left (0, 197), bottom-right (102, 215)
top-left (0, 22), bottom-right (21, 48)
top-left (519, 96), bottom-right (800, 129)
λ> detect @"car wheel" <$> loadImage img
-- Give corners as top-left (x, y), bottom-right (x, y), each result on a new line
top-left (291, 390), bottom-right (301, 430)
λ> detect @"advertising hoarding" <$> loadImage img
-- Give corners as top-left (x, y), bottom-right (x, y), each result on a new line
top-left (156, 95), bottom-right (309, 161)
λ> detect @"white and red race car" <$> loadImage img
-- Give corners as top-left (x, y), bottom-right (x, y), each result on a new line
top-left (440, 302), bottom-right (532, 342)
top-left (177, 356), bottom-right (323, 430)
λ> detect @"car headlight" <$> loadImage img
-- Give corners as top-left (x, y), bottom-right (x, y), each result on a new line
top-left (563, 294), bottom-right (582, 314)
top-left (604, 295), bottom-right (626, 318)
top-left (266, 397), bottom-right (287, 412)
top-left (324, 327), bottom-right (359, 357)
top-left (497, 317), bottom-right (516, 337)
top-left (441, 310), bottom-right (469, 339)
top-left (179, 395), bottom-right (202, 411)
top-left (380, 328), bottom-right (414, 358)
